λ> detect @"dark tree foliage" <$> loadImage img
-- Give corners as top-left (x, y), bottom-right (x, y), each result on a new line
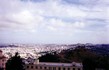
top-left (0, 68), bottom-right (4, 70)
top-left (39, 52), bottom-right (60, 62)
top-left (83, 58), bottom-right (96, 70)
top-left (96, 56), bottom-right (109, 70)
top-left (6, 52), bottom-right (25, 70)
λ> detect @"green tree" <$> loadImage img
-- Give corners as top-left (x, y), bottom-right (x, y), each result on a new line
top-left (6, 52), bottom-right (25, 70)
top-left (39, 52), bottom-right (60, 62)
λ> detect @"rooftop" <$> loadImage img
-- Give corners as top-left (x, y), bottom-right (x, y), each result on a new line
top-left (29, 62), bottom-right (83, 67)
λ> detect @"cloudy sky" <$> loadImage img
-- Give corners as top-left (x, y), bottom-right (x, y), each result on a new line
top-left (0, 0), bottom-right (109, 44)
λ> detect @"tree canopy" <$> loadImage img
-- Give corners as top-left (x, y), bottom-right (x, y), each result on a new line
top-left (6, 52), bottom-right (25, 70)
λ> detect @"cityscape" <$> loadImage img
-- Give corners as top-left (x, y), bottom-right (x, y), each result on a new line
top-left (0, 43), bottom-right (109, 70)
top-left (0, 0), bottom-right (109, 70)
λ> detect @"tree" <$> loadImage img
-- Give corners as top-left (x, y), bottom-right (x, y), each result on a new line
top-left (0, 68), bottom-right (4, 70)
top-left (83, 58), bottom-right (96, 70)
top-left (6, 52), bottom-right (25, 70)
top-left (39, 52), bottom-right (60, 62)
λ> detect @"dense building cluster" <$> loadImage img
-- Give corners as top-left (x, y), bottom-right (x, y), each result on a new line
top-left (0, 50), bottom-right (8, 70)
top-left (0, 44), bottom-right (71, 59)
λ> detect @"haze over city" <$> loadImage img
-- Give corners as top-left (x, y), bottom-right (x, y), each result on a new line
top-left (0, 0), bottom-right (109, 44)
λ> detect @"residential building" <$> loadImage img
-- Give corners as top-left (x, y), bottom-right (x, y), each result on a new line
top-left (0, 50), bottom-right (8, 69)
top-left (25, 59), bottom-right (83, 70)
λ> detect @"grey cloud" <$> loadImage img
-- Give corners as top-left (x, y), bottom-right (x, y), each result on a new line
top-left (21, 0), bottom-right (47, 2)
top-left (62, 0), bottom-right (109, 8)
top-left (82, 18), bottom-right (108, 31)
top-left (0, 0), bottom-right (108, 32)
top-left (0, 18), bottom-right (23, 30)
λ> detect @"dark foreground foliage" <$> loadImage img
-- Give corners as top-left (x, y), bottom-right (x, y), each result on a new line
top-left (6, 52), bottom-right (25, 70)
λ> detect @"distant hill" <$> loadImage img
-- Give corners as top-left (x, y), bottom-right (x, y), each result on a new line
top-left (39, 44), bottom-right (109, 70)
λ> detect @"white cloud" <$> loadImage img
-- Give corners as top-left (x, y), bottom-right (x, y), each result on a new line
top-left (0, 0), bottom-right (108, 32)
top-left (0, 0), bottom-right (109, 43)
top-left (73, 22), bottom-right (85, 28)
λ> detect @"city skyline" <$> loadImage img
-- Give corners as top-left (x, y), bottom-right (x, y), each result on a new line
top-left (0, 0), bottom-right (109, 44)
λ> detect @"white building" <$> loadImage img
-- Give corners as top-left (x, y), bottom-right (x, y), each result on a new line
top-left (25, 59), bottom-right (83, 70)
top-left (0, 50), bottom-right (8, 69)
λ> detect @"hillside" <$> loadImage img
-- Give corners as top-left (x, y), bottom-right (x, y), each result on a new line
top-left (39, 45), bottom-right (109, 70)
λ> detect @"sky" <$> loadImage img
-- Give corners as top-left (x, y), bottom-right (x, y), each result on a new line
top-left (0, 0), bottom-right (109, 44)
